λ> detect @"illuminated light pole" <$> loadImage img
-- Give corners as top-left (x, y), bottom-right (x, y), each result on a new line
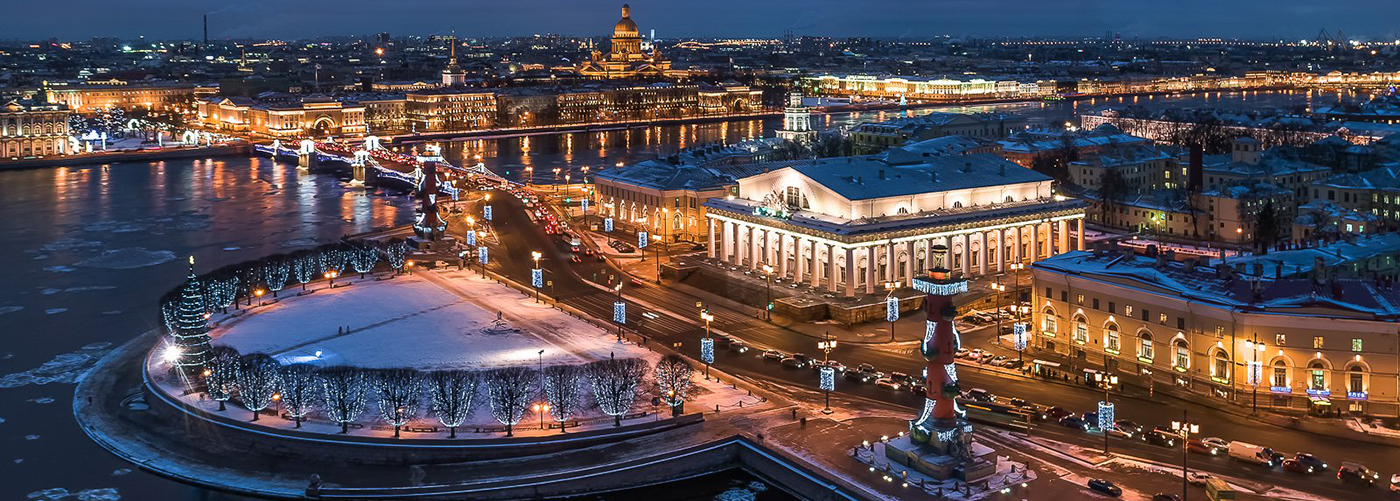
top-left (700, 310), bottom-right (715, 379)
top-left (657, 208), bottom-right (669, 283)
top-left (992, 282), bottom-right (1006, 347)
top-left (324, 270), bottom-right (338, 288)
top-left (394, 406), bottom-right (406, 438)
top-left (1094, 372), bottom-right (1119, 456)
top-left (884, 281), bottom-right (899, 342)
top-left (818, 332), bottom-right (838, 414)
top-left (552, 167), bottom-right (561, 193)
top-left (613, 281), bottom-right (625, 342)
top-left (254, 288), bottom-right (265, 306)
top-left (761, 264), bottom-right (774, 321)
top-left (1171, 411), bottom-right (1200, 501)
top-left (525, 167), bottom-right (533, 187)
top-left (531, 251), bottom-right (543, 302)
top-left (1245, 334), bottom-right (1265, 415)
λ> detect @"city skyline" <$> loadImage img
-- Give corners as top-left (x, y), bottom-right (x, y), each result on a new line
top-left (6, 0), bottom-right (1400, 41)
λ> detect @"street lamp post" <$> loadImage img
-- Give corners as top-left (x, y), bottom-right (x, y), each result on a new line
top-left (394, 406), bottom-right (405, 438)
top-left (818, 333), bottom-right (838, 414)
top-left (614, 281), bottom-right (625, 342)
top-left (525, 167), bottom-right (533, 187)
top-left (884, 281), bottom-right (899, 342)
top-left (700, 310), bottom-right (714, 379)
top-left (761, 264), bottom-right (774, 321)
top-left (657, 208), bottom-right (668, 283)
top-left (1171, 410), bottom-right (1199, 501)
top-left (531, 251), bottom-right (542, 302)
top-left (1094, 372), bottom-right (1118, 456)
top-left (552, 167), bottom-right (561, 193)
top-left (534, 403), bottom-right (550, 430)
top-left (1245, 334), bottom-right (1265, 415)
top-left (992, 282), bottom-right (1006, 347)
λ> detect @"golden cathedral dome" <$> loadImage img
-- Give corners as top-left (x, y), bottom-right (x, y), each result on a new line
top-left (612, 4), bottom-right (640, 39)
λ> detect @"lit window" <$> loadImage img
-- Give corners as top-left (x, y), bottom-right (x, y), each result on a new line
top-left (1272, 360), bottom-right (1288, 387)
top-left (1275, 334), bottom-right (1286, 346)
top-left (1313, 336), bottom-right (1324, 349)
top-left (1309, 363), bottom-right (1325, 390)
top-left (1352, 338), bottom-right (1363, 352)
top-left (1105, 324), bottom-right (1120, 354)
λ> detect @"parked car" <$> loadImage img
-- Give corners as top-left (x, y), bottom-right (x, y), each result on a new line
top-left (988, 355), bottom-right (1009, 366)
top-left (874, 377), bottom-right (904, 391)
top-left (978, 352), bottom-right (998, 364)
top-left (1059, 415), bottom-right (1089, 430)
top-left (1143, 430), bottom-right (1177, 447)
top-left (1201, 437), bottom-right (1229, 451)
top-left (1106, 425), bottom-right (1135, 439)
top-left (1115, 420), bottom-right (1144, 436)
top-left (1281, 459), bottom-right (1315, 474)
top-left (1151, 494), bottom-right (1181, 501)
top-left (1388, 473), bottom-right (1400, 492)
top-left (1086, 479), bottom-right (1122, 497)
top-left (761, 349), bottom-right (785, 361)
top-left (1186, 471), bottom-right (1213, 486)
top-left (1046, 406), bottom-right (1073, 421)
top-left (729, 340), bottom-right (749, 353)
top-left (1293, 453), bottom-right (1328, 472)
top-left (1338, 462), bottom-right (1380, 487)
top-left (955, 348), bottom-right (970, 358)
top-left (966, 348), bottom-right (985, 360)
top-left (1000, 359), bottom-right (1024, 369)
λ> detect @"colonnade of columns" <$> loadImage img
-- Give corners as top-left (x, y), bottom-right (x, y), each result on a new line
top-left (707, 216), bottom-right (1086, 297)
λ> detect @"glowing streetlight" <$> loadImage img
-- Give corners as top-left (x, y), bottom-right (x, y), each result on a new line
top-left (761, 264), bottom-right (774, 320)
top-left (1171, 412), bottom-right (1200, 501)
top-left (533, 403), bottom-right (550, 430)
top-left (161, 345), bottom-right (181, 365)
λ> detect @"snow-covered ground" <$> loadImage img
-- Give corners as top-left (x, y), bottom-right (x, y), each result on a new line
top-left (213, 270), bottom-right (647, 369)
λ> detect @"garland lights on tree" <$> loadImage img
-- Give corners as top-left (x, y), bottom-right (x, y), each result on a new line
top-left (543, 365), bottom-right (583, 431)
top-left (320, 367), bottom-right (370, 434)
top-left (351, 246), bottom-right (379, 278)
top-left (588, 357), bottom-right (648, 427)
top-left (237, 354), bottom-right (282, 421)
top-left (653, 354), bottom-right (692, 417)
top-left (385, 241), bottom-right (408, 273)
top-left (278, 364), bottom-right (319, 428)
top-left (374, 369), bottom-right (422, 438)
top-left (426, 370), bottom-right (479, 438)
top-left (294, 253), bottom-right (317, 290)
top-left (485, 366), bottom-right (535, 437)
top-left (264, 258), bottom-right (290, 297)
top-left (169, 256), bottom-right (214, 375)
top-left (205, 346), bottom-right (242, 411)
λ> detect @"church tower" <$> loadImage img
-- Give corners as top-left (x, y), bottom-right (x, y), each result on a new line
top-left (776, 89), bottom-right (816, 144)
top-left (441, 36), bottom-right (466, 86)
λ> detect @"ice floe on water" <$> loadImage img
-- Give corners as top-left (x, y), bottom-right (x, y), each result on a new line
top-left (223, 247), bottom-right (241, 251)
top-left (103, 310), bottom-right (122, 315)
top-left (282, 237), bottom-right (320, 248)
top-left (42, 286), bottom-right (118, 295)
top-left (26, 488), bottom-right (121, 501)
top-left (34, 254), bottom-right (50, 260)
top-left (0, 342), bottom-right (113, 389)
top-left (40, 238), bottom-right (104, 252)
top-left (715, 488), bottom-right (756, 501)
top-left (0, 306), bottom-right (23, 316)
top-left (45, 309), bottom-right (67, 315)
top-left (28, 397), bottom-right (55, 404)
top-left (83, 221), bottom-right (150, 233)
top-left (25, 434), bottom-right (40, 440)
top-left (44, 265), bottom-right (76, 273)
top-left (75, 248), bottom-right (176, 269)
top-left (111, 468), bottom-right (131, 476)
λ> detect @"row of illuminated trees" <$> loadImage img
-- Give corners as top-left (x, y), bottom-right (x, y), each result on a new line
top-left (159, 240), bottom-right (411, 329)
top-left (201, 347), bottom-right (694, 438)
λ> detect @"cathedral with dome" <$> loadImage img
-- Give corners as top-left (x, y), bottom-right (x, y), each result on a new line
top-left (576, 4), bottom-right (676, 80)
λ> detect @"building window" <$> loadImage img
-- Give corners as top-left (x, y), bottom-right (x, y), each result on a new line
top-left (1044, 314), bottom-right (1057, 337)
top-left (1214, 326), bottom-right (1224, 339)
top-left (1213, 351), bottom-right (1230, 382)
top-left (1313, 336), bottom-right (1324, 349)
top-left (1074, 318), bottom-right (1088, 344)
top-left (1092, 298), bottom-right (1100, 310)
top-left (1349, 366), bottom-right (1363, 393)
top-left (1174, 339), bottom-right (1190, 370)
top-left (1352, 338), bottom-right (1362, 352)
top-left (1275, 334), bottom-right (1286, 346)
top-left (1105, 324), bottom-right (1120, 354)
top-left (1138, 333), bottom-right (1153, 361)
top-left (1125, 305), bottom-right (1133, 317)
top-left (1159, 313), bottom-right (1168, 324)
top-left (1108, 302), bottom-right (1116, 314)
top-left (1077, 294), bottom-right (1084, 305)
top-left (1309, 363), bottom-right (1325, 390)
top-left (1045, 287), bottom-right (1052, 298)
top-left (1273, 360), bottom-right (1288, 388)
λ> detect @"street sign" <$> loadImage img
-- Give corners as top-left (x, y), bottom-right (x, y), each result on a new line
top-left (484, 205), bottom-right (493, 221)
top-left (638, 231), bottom-right (648, 248)
top-left (478, 246), bottom-right (488, 265)
top-left (532, 268), bottom-right (543, 288)
top-left (613, 301), bottom-right (626, 324)
top-left (466, 229), bottom-right (476, 246)
top-left (1013, 322), bottom-right (1028, 351)
top-left (886, 297), bottom-right (899, 322)
top-left (604, 217), bottom-right (613, 232)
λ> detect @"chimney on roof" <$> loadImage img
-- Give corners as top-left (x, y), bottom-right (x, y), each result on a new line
top-left (999, 163), bottom-right (1006, 176)
top-left (964, 162), bottom-right (973, 173)
top-left (1313, 256), bottom-right (1326, 282)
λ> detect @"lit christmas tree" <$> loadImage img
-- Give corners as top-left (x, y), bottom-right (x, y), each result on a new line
top-left (170, 256), bottom-right (212, 375)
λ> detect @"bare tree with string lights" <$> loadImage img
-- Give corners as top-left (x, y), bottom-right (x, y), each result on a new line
top-left (205, 346), bottom-right (242, 411)
top-left (385, 240), bottom-right (408, 274)
top-left (320, 366), bottom-right (369, 433)
top-left (263, 257), bottom-right (290, 298)
top-left (373, 369), bottom-right (421, 438)
top-left (588, 357), bottom-right (648, 427)
top-left (236, 354), bottom-right (281, 421)
top-left (293, 252), bottom-right (317, 290)
top-left (484, 366), bottom-right (535, 437)
top-left (278, 363), bottom-right (319, 428)
top-left (653, 354), bottom-right (693, 417)
top-left (543, 364), bottom-right (583, 432)
top-left (351, 245), bottom-right (379, 279)
top-left (425, 370), bottom-right (479, 438)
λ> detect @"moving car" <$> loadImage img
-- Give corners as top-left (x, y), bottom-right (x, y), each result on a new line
top-left (813, 360), bottom-right (846, 373)
top-left (1151, 494), bottom-right (1181, 501)
top-left (1388, 473), bottom-right (1400, 492)
top-left (844, 364), bottom-right (881, 383)
top-left (1187, 438), bottom-right (1221, 456)
top-left (1201, 437), bottom-right (1229, 451)
top-left (1046, 406), bottom-right (1073, 421)
top-left (1115, 420), bottom-right (1144, 436)
top-left (1293, 453), bottom-right (1327, 472)
top-left (779, 357), bottom-right (808, 369)
top-left (889, 372), bottom-right (917, 386)
top-left (1143, 430), bottom-right (1177, 447)
top-left (1059, 415), bottom-right (1089, 430)
top-left (874, 377), bottom-right (904, 390)
top-left (729, 340), bottom-right (749, 353)
top-left (1337, 462), bottom-right (1379, 487)
top-left (1186, 471), bottom-right (1213, 486)
top-left (761, 349), bottom-right (786, 361)
top-left (1281, 459), bottom-right (1314, 474)
top-left (1105, 424), bottom-right (1135, 439)
top-left (966, 388), bottom-right (996, 402)
top-left (1227, 442), bottom-right (1277, 466)
top-left (1086, 479), bottom-right (1122, 497)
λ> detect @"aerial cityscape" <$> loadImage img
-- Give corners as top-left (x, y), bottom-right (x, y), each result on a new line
top-left (4, 2), bottom-right (1400, 501)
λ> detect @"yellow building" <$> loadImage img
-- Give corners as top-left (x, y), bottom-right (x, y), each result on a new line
top-left (576, 4), bottom-right (676, 80)
top-left (197, 96), bottom-right (365, 138)
top-left (46, 80), bottom-right (215, 113)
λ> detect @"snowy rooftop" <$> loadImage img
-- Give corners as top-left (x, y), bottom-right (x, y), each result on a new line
top-left (212, 270), bottom-right (648, 370)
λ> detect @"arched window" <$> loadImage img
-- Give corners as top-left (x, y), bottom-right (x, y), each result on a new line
top-left (1212, 350), bottom-right (1230, 382)
top-left (1104, 323), bottom-right (1120, 354)
top-left (1272, 360), bottom-right (1288, 388)
top-left (1308, 362), bottom-right (1326, 390)
top-left (1005, 195), bottom-right (1015, 203)
top-left (1138, 332), bottom-right (1153, 361)
top-left (1042, 309), bottom-right (1057, 337)
top-left (1173, 338), bottom-right (1189, 370)
top-left (1348, 366), bottom-right (1364, 394)
top-left (952, 201), bottom-right (963, 209)
top-left (1074, 316), bottom-right (1088, 344)
top-left (897, 207), bottom-right (909, 215)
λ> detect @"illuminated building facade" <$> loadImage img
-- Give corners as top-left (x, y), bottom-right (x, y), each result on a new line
top-left (406, 89), bottom-right (497, 132)
top-left (197, 96), bottom-right (366, 138)
top-left (0, 100), bottom-right (71, 159)
top-left (576, 4), bottom-right (676, 80)
top-left (45, 80), bottom-right (215, 113)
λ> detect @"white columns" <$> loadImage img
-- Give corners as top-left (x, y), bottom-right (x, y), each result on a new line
top-left (792, 238), bottom-right (804, 284)
top-left (979, 231), bottom-right (988, 277)
top-left (747, 225), bottom-right (757, 269)
top-left (961, 233), bottom-right (971, 276)
top-left (885, 243), bottom-right (895, 284)
top-left (811, 241), bottom-right (821, 288)
top-left (1058, 219), bottom-right (1069, 256)
top-left (1015, 225), bottom-right (1024, 265)
top-left (1031, 223), bottom-right (1041, 261)
top-left (1077, 218), bottom-right (1085, 251)
top-left (843, 247), bottom-right (855, 297)
top-left (777, 233), bottom-right (788, 279)
top-left (707, 219), bottom-right (716, 259)
top-left (866, 245), bottom-right (878, 294)
top-left (904, 241), bottom-right (916, 287)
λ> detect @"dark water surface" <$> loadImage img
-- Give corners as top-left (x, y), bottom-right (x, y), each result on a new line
top-left (0, 90), bottom-right (1322, 500)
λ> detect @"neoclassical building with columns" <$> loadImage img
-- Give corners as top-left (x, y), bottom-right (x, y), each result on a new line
top-left (704, 150), bottom-right (1087, 297)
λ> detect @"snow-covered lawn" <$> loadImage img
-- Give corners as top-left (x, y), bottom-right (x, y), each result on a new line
top-left (213, 270), bottom-right (646, 369)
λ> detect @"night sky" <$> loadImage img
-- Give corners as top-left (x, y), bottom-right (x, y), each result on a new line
top-left (7, 0), bottom-right (1399, 41)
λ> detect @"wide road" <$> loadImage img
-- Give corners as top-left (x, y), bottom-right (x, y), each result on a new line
top-left (466, 187), bottom-right (1394, 501)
